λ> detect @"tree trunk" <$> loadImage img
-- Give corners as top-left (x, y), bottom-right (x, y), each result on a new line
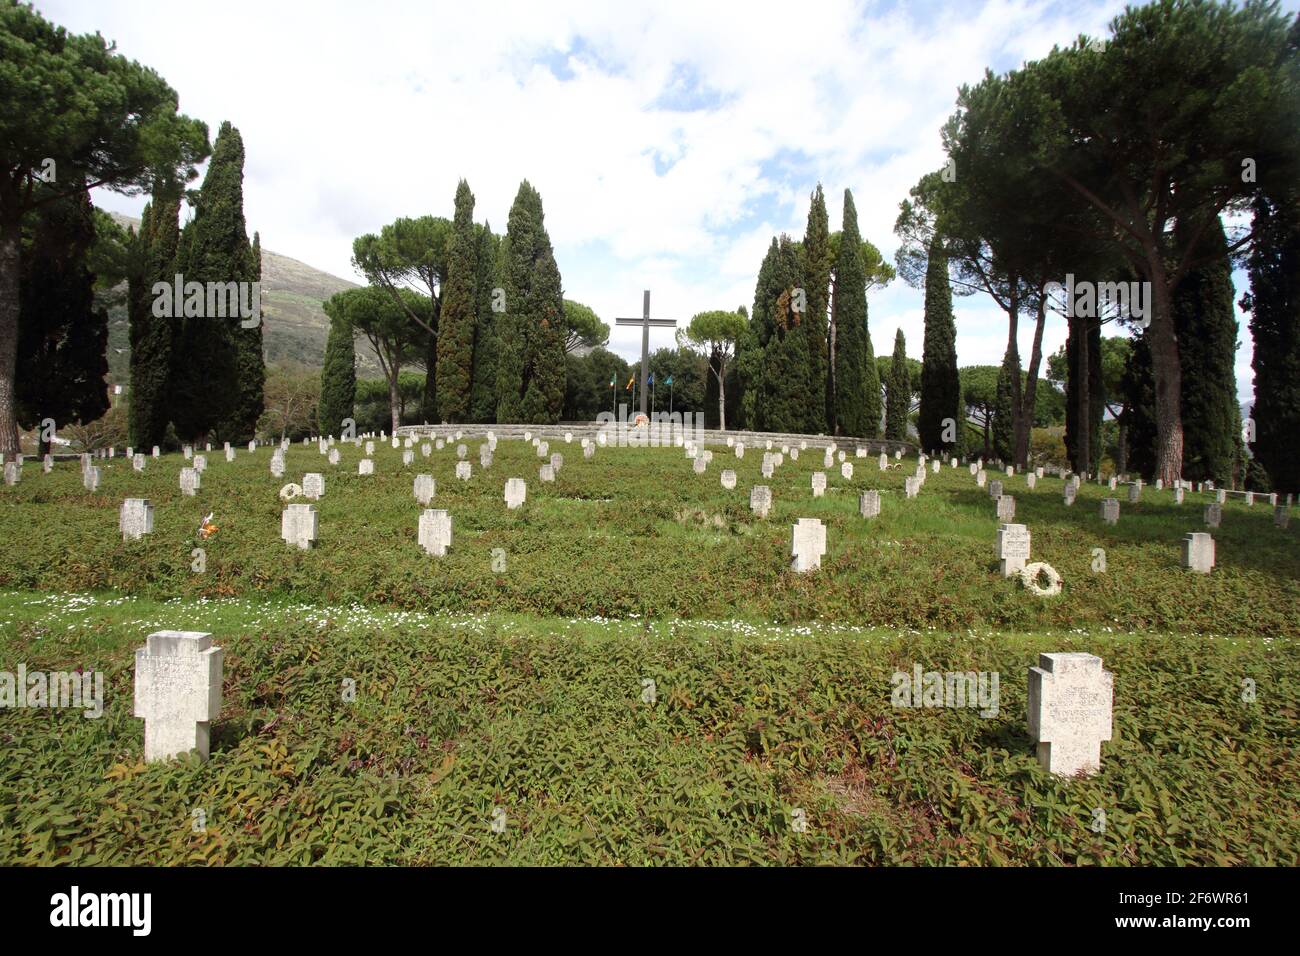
top-left (1015, 294), bottom-right (1048, 469)
top-left (1116, 417), bottom-right (1128, 475)
top-left (1072, 315), bottom-right (1091, 475)
top-left (388, 371), bottom-right (401, 434)
top-left (0, 212), bottom-right (21, 460)
top-left (716, 362), bottom-right (727, 432)
top-left (1144, 278), bottom-right (1184, 484)
top-left (826, 296), bottom-right (837, 434)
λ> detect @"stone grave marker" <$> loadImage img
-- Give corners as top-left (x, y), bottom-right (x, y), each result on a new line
top-left (281, 503), bottom-right (318, 550)
top-left (1063, 484), bottom-right (1077, 506)
top-left (790, 518), bottom-right (826, 573)
top-left (1181, 532), bottom-right (1215, 573)
top-left (456, 461), bottom-right (472, 481)
top-left (120, 498), bottom-right (154, 541)
top-left (1027, 653), bottom-right (1113, 777)
top-left (904, 477), bottom-right (921, 499)
top-left (693, 456), bottom-right (707, 475)
top-left (133, 630), bottom-right (223, 763)
top-left (303, 473), bottom-right (324, 500)
top-left (418, 509), bottom-right (453, 557)
top-left (811, 472), bottom-right (827, 498)
top-left (1100, 498), bottom-right (1120, 525)
top-left (402, 450), bottom-right (415, 466)
top-left (976, 470), bottom-right (987, 488)
top-left (505, 478), bottom-right (527, 509)
top-left (83, 466), bottom-right (100, 491)
top-left (328, 449), bottom-right (340, 466)
top-left (194, 455), bottom-right (207, 473)
top-left (358, 459), bottom-right (374, 475)
top-left (1204, 502), bottom-right (1221, 528)
top-left (414, 474), bottom-right (436, 505)
top-left (859, 490), bottom-right (880, 518)
top-left (180, 468), bottom-right (200, 496)
top-left (750, 485), bottom-right (772, 518)
top-left (841, 462), bottom-right (853, 480)
top-left (988, 479), bottom-right (1003, 499)
top-left (996, 523), bottom-right (1031, 577)
top-left (539, 463), bottom-right (555, 482)
top-left (996, 495), bottom-right (1016, 521)
top-left (721, 469), bottom-right (737, 490)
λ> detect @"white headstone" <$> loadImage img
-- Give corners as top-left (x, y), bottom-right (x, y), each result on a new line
top-left (904, 477), bottom-right (921, 499)
top-left (505, 478), bottom-right (527, 509)
top-left (1204, 502), bottom-right (1221, 528)
top-left (693, 457), bottom-right (707, 475)
top-left (721, 469), bottom-right (737, 490)
top-left (1063, 484), bottom-right (1077, 506)
top-left (120, 498), bottom-right (154, 541)
top-left (996, 495), bottom-right (1016, 521)
top-left (791, 518), bottom-right (827, 573)
top-left (1026, 473), bottom-right (1036, 490)
top-left (358, 458), bottom-right (374, 476)
top-left (1100, 498), bottom-right (1119, 525)
top-left (859, 490), bottom-right (880, 518)
top-left (193, 455), bottom-right (207, 473)
top-left (328, 449), bottom-right (340, 466)
top-left (1181, 532), bottom-right (1215, 573)
top-left (750, 485), bottom-right (772, 518)
top-left (456, 461), bottom-right (472, 481)
top-left (414, 474), bottom-right (436, 505)
top-left (996, 523), bottom-right (1030, 577)
top-left (281, 503), bottom-right (318, 550)
top-left (811, 472), bottom-right (827, 498)
top-left (303, 473), bottom-right (324, 500)
top-left (179, 467), bottom-right (200, 496)
top-left (988, 479), bottom-right (1003, 499)
top-left (539, 463), bottom-right (554, 482)
top-left (976, 470), bottom-right (987, 488)
top-left (83, 466), bottom-right (100, 491)
top-left (841, 462), bottom-right (854, 480)
top-left (735, 443), bottom-right (745, 459)
top-left (1027, 653), bottom-right (1113, 777)
top-left (418, 509), bottom-right (453, 557)
top-left (133, 630), bottom-right (223, 763)
top-left (403, 450), bottom-right (414, 466)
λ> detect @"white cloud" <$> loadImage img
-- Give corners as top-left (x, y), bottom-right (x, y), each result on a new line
top-left (48, 0), bottom-right (1277, 400)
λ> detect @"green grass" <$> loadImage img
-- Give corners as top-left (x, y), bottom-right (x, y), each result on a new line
top-left (1, 441), bottom-right (1296, 865)
top-left (1, 442), bottom-right (1295, 633)
top-left (0, 590), bottom-right (1295, 865)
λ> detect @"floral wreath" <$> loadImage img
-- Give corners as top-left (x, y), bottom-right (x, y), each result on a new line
top-left (1019, 562), bottom-right (1062, 596)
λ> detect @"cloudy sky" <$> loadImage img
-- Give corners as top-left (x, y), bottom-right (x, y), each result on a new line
top-left (47, 0), bottom-right (1293, 402)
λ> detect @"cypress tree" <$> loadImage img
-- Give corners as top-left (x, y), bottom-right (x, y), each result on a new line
top-left (127, 185), bottom-right (180, 449)
top-left (917, 235), bottom-right (960, 452)
top-left (831, 190), bottom-right (879, 437)
top-left (170, 122), bottom-right (253, 443)
top-left (993, 349), bottom-right (1017, 462)
top-left (497, 182), bottom-right (565, 424)
top-left (15, 186), bottom-right (109, 448)
top-left (318, 294), bottom-right (356, 436)
top-left (757, 236), bottom-right (811, 432)
top-left (885, 328), bottom-right (910, 441)
top-left (436, 180), bottom-right (477, 422)
top-left (1173, 217), bottom-right (1238, 484)
top-left (224, 228), bottom-right (265, 441)
top-left (1123, 331), bottom-right (1159, 479)
top-left (469, 223), bottom-right (500, 423)
top-left (801, 184), bottom-right (831, 433)
top-left (1246, 191), bottom-right (1300, 494)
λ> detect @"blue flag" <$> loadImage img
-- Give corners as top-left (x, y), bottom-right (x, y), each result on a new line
top-left (664, 375), bottom-right (673, 386)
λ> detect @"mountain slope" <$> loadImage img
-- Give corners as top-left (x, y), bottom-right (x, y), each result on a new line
top-left (103, 210), bottom-right (382, 376)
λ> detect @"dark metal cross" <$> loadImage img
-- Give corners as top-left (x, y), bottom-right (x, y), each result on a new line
top-left (615, 290), bottom-right (678, 418)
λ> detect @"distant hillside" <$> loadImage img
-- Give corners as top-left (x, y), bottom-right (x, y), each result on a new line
top-left (103, 210), bottom-right (382, 377)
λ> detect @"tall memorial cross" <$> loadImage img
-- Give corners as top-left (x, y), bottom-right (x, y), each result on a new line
top-left (615, 290), bottom-right (678, 417)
